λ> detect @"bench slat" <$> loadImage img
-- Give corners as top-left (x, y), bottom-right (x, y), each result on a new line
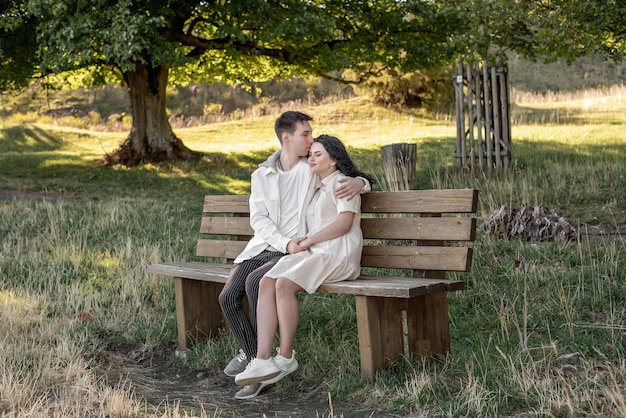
top-left (146, 262), bottom-right (464, 298)
top-left (203, 195), bottom-right (250, 213)
top-left (201, 189), bottom-right (478, 214)
top-left (361, 189), bottom-right (478, 213)
top-left (196, 239), bottom-right (472, 271)
top-left (146, 262), bottom-right (232, 283)
top-left (196, 239), bottom-right (247, 259)
top-left (200, 216), bottom-right (476, 242)
top-left (200, 217), bottom-right (254, 236)
top-left (361, 217), bottom-right (476, 241)
top-left (319, 276), bottom-right (465, 298)
top-left (361, 246), bottom-right (472, 271)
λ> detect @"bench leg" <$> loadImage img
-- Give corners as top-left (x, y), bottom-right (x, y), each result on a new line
top-left (174, 277), bottom-right (225, 351)
top-left (354, 292), bottom-right (451, 380)
top-left (406, 292), bottom-right (451, 356)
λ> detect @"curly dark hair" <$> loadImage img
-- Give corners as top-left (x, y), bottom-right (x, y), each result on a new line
top-left (274, 111), bottom-right (313, 144)
top-left (314, 135), bottom-right (375, 185)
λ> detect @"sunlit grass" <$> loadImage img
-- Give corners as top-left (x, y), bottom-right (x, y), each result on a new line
top-left (0, 87), bottom-right (625, 416)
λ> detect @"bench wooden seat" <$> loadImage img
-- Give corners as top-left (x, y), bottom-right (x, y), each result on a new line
top-left (147, 189), bottom-right (478, 379)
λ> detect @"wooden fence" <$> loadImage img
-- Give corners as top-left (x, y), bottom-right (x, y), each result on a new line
top-left (454, 61), bottom-right (512, 174)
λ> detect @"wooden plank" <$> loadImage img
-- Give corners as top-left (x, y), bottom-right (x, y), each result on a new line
top-left (146, 262), bottom-right (232, 282)
top-left (196, 239), bottom-right (247, 259)
top-left (491, 65), bottom-right (502, 174)
top-left (475, 61), bottom-right (484, 171)
top-left (361, 189), bottom-right (478, 214)
top-left (319, 276), bottom-right (464, 298)
top-left (203, 195), bottom-right (250, 213)
top-left (361, 217), bottom-right (476, 241)
top-left (202, 190), bottom-right (479, 216)
top-left (466, 62), bottom-right (474, 169)
top-left (200, 216), bottom-right (253, 235)
top-left (361, 246), bottom-right (473, 271)
top-left (454, 62), bottom-right (464, 167)
top-left (199, 215), bottom-right (476, 241)
top-left (148, 262), bottom-right (465, 297)
top-left (483, 59), bottom-right (493, 175)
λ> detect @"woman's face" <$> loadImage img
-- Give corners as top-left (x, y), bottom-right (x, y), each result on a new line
top-left (308, 142), bottom-right (335, 178)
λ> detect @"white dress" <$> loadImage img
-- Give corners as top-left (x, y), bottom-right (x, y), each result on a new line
top-left (264, 170), bottom-right (362, 294)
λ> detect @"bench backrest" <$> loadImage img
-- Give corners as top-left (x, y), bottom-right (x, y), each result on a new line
top-left (196, 189), bottom-right (478, 279)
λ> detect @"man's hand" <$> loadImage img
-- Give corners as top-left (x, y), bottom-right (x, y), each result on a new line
top-left (287, 237), bottom-right (309, 254)
top-left (335, 177), bottom-right (366, 200)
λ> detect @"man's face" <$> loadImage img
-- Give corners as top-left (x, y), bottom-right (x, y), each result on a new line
top-left (285, 121), bottom-right (314, 157)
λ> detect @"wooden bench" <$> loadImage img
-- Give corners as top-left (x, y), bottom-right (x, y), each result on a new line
top-left (147, 189), bottom-right (478, 379)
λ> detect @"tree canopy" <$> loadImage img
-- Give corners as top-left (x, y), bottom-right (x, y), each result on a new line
top-left (1, 0), bottom-right (625, 166)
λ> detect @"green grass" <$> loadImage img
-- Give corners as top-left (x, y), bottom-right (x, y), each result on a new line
top-left (1, 89), bottom-right (625, 416)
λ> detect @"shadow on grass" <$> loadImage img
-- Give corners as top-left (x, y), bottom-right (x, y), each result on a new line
top-left (0, 125), bottom-right (64, 152)
top-left (1, 127), bottom-right (625, 205)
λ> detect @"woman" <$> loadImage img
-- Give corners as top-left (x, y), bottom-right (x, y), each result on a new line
top-left (235, 134), bottom-right (374, 387)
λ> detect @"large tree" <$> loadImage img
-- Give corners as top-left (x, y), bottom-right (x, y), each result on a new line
top-left (8, 0), bottom-right (453, 166)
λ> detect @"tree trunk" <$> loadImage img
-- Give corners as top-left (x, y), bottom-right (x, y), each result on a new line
top-left (98, 62), bottom-right (199, 166)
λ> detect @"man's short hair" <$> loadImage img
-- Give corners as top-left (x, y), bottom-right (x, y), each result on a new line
top-left (274, 111), bottom-right (313, 144)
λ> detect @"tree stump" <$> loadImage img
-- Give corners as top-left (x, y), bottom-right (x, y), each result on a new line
top-left (380, 143), bottom-right (416, 191)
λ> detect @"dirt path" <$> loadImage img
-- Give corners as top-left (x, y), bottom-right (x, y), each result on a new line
top-left (103, 351), bottom-right (394, 418)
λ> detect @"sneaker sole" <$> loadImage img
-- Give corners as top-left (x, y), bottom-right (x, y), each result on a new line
top-left (262, 362), bottom-right (298, 384)
top-left (235, 370), bottom-right (281, 386)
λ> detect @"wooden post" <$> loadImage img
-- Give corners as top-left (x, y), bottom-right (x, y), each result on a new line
top-left (380, 143), bottom-right (417, 191)
top-left (491, 66), bottom-right (502, 174)
top-left (466, 62), bottom-right (474, 171)
top-left (482, 60), bottom-right (494, 175)
top-left (474, 62), bottom-right (484, 172)
top-left (454, 63), bottom-right (466, 168)
top-left (498, 65), bottom-right (511, 172)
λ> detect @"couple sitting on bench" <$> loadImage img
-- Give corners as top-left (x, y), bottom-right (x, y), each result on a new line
top-left (218, 111), bottom-right (373, 400)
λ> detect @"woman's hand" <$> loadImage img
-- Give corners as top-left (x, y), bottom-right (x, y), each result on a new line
top-left (296, 236), bottom-right (312, 249)
top-left (287, 237), bottom-right (309, 254)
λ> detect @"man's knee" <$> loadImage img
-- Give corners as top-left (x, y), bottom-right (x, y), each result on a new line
top-left (245, 271), bottom-right (264, 297)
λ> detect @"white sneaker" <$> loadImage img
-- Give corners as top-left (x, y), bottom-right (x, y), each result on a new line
top-left (235, 383), bottom-right (267, 400)
top-left (224, 349), bottom-right (250, 377)
top-left (267, 349), bottom-right (298, 384)
top-left (235, 357), bottom-right (281, 386)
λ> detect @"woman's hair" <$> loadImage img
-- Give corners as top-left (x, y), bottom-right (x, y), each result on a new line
top-left (314, 135), bottom-right (375, 185)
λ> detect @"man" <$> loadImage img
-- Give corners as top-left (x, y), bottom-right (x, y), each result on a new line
top-left (218, 111), bottom-right (369, 399)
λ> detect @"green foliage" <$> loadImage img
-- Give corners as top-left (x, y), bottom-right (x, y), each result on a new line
top-left (20, 0), bottom-right (455, 86)
top-left (0, 1), bottom-right (39, 91)
top-left (448, 0), bottom-right (626, 64)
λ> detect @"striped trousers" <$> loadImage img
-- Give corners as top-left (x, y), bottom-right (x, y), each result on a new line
top-left (218, 250), bottom-right (285, 359)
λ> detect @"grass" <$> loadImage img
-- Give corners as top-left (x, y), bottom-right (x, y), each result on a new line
top-left (1, 87), bottom-right (626, 417)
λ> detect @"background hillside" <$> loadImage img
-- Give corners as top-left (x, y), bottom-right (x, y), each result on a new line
top-left (2, 54), bottom-right (625, 131)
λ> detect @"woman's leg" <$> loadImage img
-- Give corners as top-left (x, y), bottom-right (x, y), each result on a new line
top-left (255, 276), bottom-right (278, 359)
top-left (275, 277), bottom-right (303, 359)
top-left (245, 254), bottom-right (283, 335)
